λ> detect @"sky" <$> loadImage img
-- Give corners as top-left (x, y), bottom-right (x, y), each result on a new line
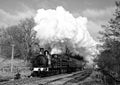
top-left (0, 0), bottom-right (116, 41)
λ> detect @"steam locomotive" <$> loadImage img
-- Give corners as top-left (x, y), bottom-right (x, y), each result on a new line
top-left (30, 48), bottom-right (85, 77)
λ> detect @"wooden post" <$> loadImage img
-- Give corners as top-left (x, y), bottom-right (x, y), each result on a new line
top-left (0, 41), bottom-right (1, 56)
top-left (11, 44), bottom-right (14, 72)
top-left (0, 44), bottom-right (2, 55)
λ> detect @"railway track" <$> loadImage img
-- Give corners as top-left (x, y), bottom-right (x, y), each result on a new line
top-left (43, 69), bottom-right (92, 85)
top-left (0, 69), bottom-right (92, 85)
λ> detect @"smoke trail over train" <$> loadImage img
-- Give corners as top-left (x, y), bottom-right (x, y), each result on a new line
top-left (33, 6), bottom-right (98, 67)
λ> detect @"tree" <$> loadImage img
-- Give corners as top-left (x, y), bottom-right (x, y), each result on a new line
top-left (18, 18), bottom-right (36, 61)
top-left (98, 1), bottom-right (120, 78)
top-left (1, 18), bottom-right (37, 62)
top-left (0, 27), bottom-right (13, 58)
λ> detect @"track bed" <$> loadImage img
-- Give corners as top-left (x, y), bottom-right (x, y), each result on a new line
top-left (0, 69), bottom-right (92, 85)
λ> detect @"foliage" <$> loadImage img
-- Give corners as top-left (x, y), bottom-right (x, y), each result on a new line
top-left (0, 27), bottom-right (12, 57)
top-left (0, 18), bottom-right (38, 61)
top-left (98, 1), bottom-right (120, 74)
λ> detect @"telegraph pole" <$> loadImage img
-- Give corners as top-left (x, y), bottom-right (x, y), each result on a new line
top-left (0, 44), bottom-right (2, 56)
top-left (11, 44), bottom-right (14, 72)
top-left (0, 37), bottom-right (1, 56)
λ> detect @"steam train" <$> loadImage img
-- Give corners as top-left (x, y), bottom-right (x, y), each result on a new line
top-left (30, 48), bottom-right (85, 77)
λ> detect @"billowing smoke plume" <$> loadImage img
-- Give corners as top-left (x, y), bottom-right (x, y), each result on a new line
top-left (34, 6), bottom-right (98, 67)
top-left (51, 47), bottom-right (62, 54)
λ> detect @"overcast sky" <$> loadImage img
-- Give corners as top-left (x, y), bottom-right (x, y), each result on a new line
top-left (0, 0), bottom-right (116, 40)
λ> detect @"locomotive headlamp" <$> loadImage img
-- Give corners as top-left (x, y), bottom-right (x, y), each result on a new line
top-left (33, 68), bottom-right (39, 71)
top-left (40, 67), bottom-right (44, 71)
top-left (33, 67), bottom-right (45, 71)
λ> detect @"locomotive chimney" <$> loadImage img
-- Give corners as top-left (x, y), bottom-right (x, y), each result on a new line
top-left (40, 48), bottom-right (44, 55)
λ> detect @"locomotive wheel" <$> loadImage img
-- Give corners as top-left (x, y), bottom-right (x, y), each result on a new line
top-left (60, 69), bottom-right (65, 73)
top-left (67, 68), bottom-right (71, 73)
top-left (30, 71), bottom-right (39, 77)
top-left (58, 69), bottom-right (61, 74)
top-left (56, 70), bottom-right (59, 74)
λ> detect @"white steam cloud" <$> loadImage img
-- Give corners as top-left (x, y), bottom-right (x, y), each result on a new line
top-left (34, 6), bottom-right (98, 66)
top-left (51, 47), bottom-right (62, 55)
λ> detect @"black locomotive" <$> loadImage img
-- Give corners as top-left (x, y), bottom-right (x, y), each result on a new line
top-left (30, 48), bottom-right (85, 77)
